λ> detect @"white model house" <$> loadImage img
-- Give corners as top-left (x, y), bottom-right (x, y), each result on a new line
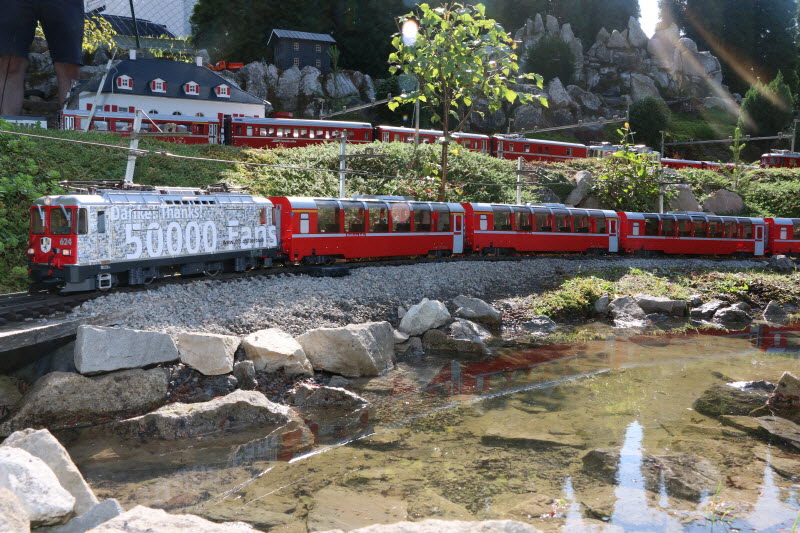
top-left (76, 55), bottom-right (268, 118)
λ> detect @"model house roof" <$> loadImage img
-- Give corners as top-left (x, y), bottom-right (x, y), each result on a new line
top-left (78, 58), bottom-right (266, 105)
top-left (267, 29), bottom-right (336, 46)
top-left (98, 15), bottom-right (176, 38)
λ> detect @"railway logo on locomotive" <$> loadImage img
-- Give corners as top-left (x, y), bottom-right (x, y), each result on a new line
top-left (40, 237), bottom-right (51, 254)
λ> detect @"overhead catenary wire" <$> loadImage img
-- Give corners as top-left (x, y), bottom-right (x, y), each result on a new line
top-left (0, 127), bottom-right (556, 188)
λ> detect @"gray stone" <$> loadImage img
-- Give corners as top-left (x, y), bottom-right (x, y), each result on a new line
top-left (0, 376), bottom-right (21, 419)
top-left (713, 307), bottom-right (751, 329)
top-left (113, 390), bottom-right (313, 446)
top-left (768, 255), bottom-right (796, 273)
top-left (453, 295), bottom-right (502, 328)
top-left (393, 329), bottom-right (410, 344)
top-left (594, 294), bottom-right (610, 315)
top-left (74, 325), bottom-right (179, 375)
top-left (533, 14), bottom-right (545, 37)
top-left (299, 66), bottom-right (324, 99)
top-left (0, 487), bottom-right (29, 533)
top-left (694, 381), bottom-right (773, 418)
top-left (422, 319), bottom-right (492, 356)
top-left (265, 64), bottom-right (280, 99)
top-left (566, 85), bottom-right (602, 112)
top-left (0, 369), bottom-right (168, 437)
top-left (41, 499), bottom-right (123, 533)
top-left (690, 299), bottom-right (726, 320)
top-left (550, 108), bottom-right (574, 127)
top-left (596, 27), bottom-right (611, 43)
top-left (520, 315), bottom-right (558, 337)
top-left (545, 14), bottom-right (559, 36)
top-left (1, 429), bottom-right (98, 515)
top-left (242, 328), bottom-right (312, 376)
top-left (78, 65), bottom-right (104, 80)
top-left (634, 294), bottom-right (687, 316)
top-left (702, 189), bottom-right (744, 215)
top-left (755, 416), bottom-right (800, 450)
top-left (511, 105), bottom-right (546, 130)
top-left (177, 332), bottom-right (239, 376)
top-left (31, 36), bottom-right (49, 54)
top-left (630, 73), bottom-right (662, 102)
top-left (86, 505), bottom-right (256, 532)
top-left (627, 16), bottom-right (649, 48)
top-left (607, 29), bottom-right (629, 49)
top-left (276, 66), bottom-right (302, 111)
top-left (763, 301), bottom-right (789, 324)
top-left (395, 336), bottom-right (424, 356)
top-left (235, 62), bottom-right (268, 100)
top-left (560, 23), bottom-right (575, 44)
top-left (0, 447), bottom-right (74, 527)
top-left (399, 299), bottom-right (451, 336)
top-left (609, 296), bottom-right (646, 320)
top-left (769, 371), bottom-right (800, 421)
top-left (677, 36), bottom-right (699, 54)
top-left (325, 72), bottom-right (359, 100)
top-left (297, 322), bottom-right (395, 377)
top-left (565, 170), bottom-right (594, 206)
top-left (668, 184), bottom-right (701, 212)
top-left (232, 361), bottom-right (257, 391)
top-left (545, 78), bottom-right (573, 109)
top-left (288, 383), bottom-right (369, 411)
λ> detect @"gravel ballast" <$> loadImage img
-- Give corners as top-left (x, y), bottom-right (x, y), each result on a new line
top-left (71, 258), bottom-right (762, 336)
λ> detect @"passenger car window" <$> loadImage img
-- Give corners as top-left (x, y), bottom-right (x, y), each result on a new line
top-left (316, 201), bottom-right (341, 233)
top-left (492, 207), bottom-right (511, 231)
top-left (391, 203), bottom-right (411, 232)
top-left (413, 204), bottom-right (432, 232)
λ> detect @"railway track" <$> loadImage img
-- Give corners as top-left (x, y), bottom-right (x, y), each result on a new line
top-left (0, 254), bottom-right (765, 328)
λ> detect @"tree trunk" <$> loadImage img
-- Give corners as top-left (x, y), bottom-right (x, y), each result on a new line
top-left (438, 99), bottom-right (449, 202)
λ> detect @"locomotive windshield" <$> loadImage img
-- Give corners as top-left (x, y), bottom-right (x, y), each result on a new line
top-left (50, 208), bottom-right (72, 235)
top-left (31, 209), bottom-right (45, 234)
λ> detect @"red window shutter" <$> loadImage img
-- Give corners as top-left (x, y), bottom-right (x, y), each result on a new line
top-left (112, 105), bottom-right (118, 112)
top-left (87, 103), bottom-right (92, 110)
top-left (104, 105), bottom-right (110, 111)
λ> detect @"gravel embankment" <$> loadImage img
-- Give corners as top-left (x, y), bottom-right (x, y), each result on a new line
top-left (71, 257), bottom-right (764, 336)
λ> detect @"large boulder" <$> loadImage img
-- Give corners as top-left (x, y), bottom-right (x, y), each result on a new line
top-left (689, 299), bottom-right (726, 320)
top-left (634, 294), bottom-right (687, 316)
top-left (1, 428), bottom-right (97, 515)
top-left (768, 255), bottom-right (796, 273)
top-left (242, 328), bottom-right (312, 376)
top-left (74, 326), bottom-right (179, 375)
top-left (627, 16), bottom-right (649, 48)
top-left (511, 105), bottom-right (547, 130)
top-left (630, 73), bottom-right (662, 102)
top-left (0, 487), bottom-right (28, 533)
top-left (713, 306), bottom-right (751, 329)
top-left (288, 384), bottom-right (369, 412)
top-left (647, 24), bottom-right (679, 68)
top-left (423, 319), bottom-right (492, 356)
top-left (177, 332), bottom-right (239, 376)
top-left (299, 66), bottom-right (324, 99)
top-left (235, 62), bottom-right (268, 100)
top-left (44, 498), bottom-right (123, 533)
top-left (564, 170), bottom-right (594, 206)
top-left (112, 390), bottom-right (313, 447)
top-left (566, 85), bottom-right (602, 112)
top-left (545, 78), bottom-right (574, 110)
top-left (276, 66), bottom-right (302, 111)
top-left (325, 72), bottom-right (359, 100)
top-left (694, 381), bottom-right (774, 418)
top-left (87, 505), bottom-right (256, 532)
top-left (0, 447), bottom-right (74, 527)
top-left (668, 184), bottom-right (701, 212)
top-left (519, 315), bottom-right (558, 337)
top-left (233, 361), bottom-right (257, 390)
top-left (452, 295), bottom-right (502, 328)
top-left (606, 29), bottom-right (629, 49)
top-left (399, 299), bottom-right (451, 336)
top-left (608, 296), bottom-right (647, 327)
top-left (763, 301), bottom-right (789, 324)
top-left (755, 416), bottom-right (800, 450)
top-left (0, 369), bottom-right (168, 437)
top-left (768, 372), bottom-right (800, 420)
top-left (297, 322), bottom-right (394, 377)
top-left (702, 189), bottom-right (744, 215)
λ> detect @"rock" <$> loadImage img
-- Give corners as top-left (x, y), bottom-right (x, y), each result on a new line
top-left (687, 295), bottom-right (703, 308)
top-left (532, 187), bottom-right (560, 204)
top-left (42, 499), bottom-right (123, 533)
top-left (177, 332), bottom-right (238, 376)
top-left (560, 23), bottom-right (575, 44)
top-left (187, 375), bottom-right (238, 403)
top-left (112, 390), bottom-right (312, 446)
top-left (630, 73), bottom-right (662, 102)
top-left (533, 14), bottom-right (545, 37)
top-left (276, 66), bottom-right (302, 111)
top-left (288, 383), bottom-right (369, 411)
top-left (299, 66), bottom-right (324, 99)
top-left (469, 99), bottom-right (506, 132)
top-left (545, 78), bottom-right (573, 109)
top-left (0, 447), bottom-right (74, 527)
top-left (634, 294), bottom-right (686, 316)
top-left (768, 255), bottom-right (796, 273)
top-left (763, 301), bottom-right (789, 324)
top-left (397, 306), bottom-right (407, 319)
top-left (306, 486), bottom-right (408, 532)
top-left (78, 65), bottom-right (104, 80)
top-left (0, 376), bottom-right (22, 420)
top-left (325, 72), bottom-right (359, 99)
top-left (594, 294), bottom-right (610, 315)
top-left (769, 372), bottom-right (800, 417)
top-left (399, 299), bottom-right (451, 336)
top-left (566, 85), bottom-right (602, 112)
top-left (564, 170), bottom-right (594, 206)
top-left (0, 487), bottom-right (28, 532)
top-left (1, 429), bottom-right (97, 515)
top-left (362, 74), bottom-right (376, 102)
top-left (713, 307), bottom-right (751, 329)
top-left (519, 316), bottom-right (557, 337)
top-left (596, 27), bottom-right (611, 43)
top-left (701, 189), bottom-right (744, 215)
top-left (627, 16), bottom-right (649, 48)
top-left (606, 29), bottom-right (629, 49)
top-left (297, 322), bottom-right (394, 377)
top-left (0, 369), bottom-right (168, 437)
top-left (545, 14), bottom-right (559, 36)
top-left (86, 505), bottom-right (256, 532)
top-left (336, 520), bottom-right (543, 533)
top-left (242, 328), bottom-right (312, 376)
top-left (689, 299), bottom-right (726, 320)
top-left (755, 416), bottom-right (800, 450)
top-left (677, 36), bottom-right (699, 55)
top-left (92, 47), bottom-right (110, 66)
top-left (74, 326), bottom-right (179, 375)
top-left (393, 330), bottom-right (410, 344)
top-left (30, 36), bottom-right (49, 54)
top-left (235, 62), bottom-right (268, 100)
top-left (668, 184), bottom-right (701, 212)
top-left (609, 296), bottom-right (646, 321)
top-left (328, 376), bottom-right (352, 388)
top-left (453, 295), bottom-right (502, 328)
top-left (731, 302), bottom-right (751, 313)
top-left (265, 64), bottom-right (279, 98)
top-left (694, 381), bottom-right (774, 418)
top-left (550, 108), bottom-right (574, 127)
top-left (422, 319), bottom-right (492, 356)
top-left (232, 361), bottom-right (257, 390)
top-left (395, 337), bottom-right (423, 356)
top-left (511, 105), bottom-right (546, 130)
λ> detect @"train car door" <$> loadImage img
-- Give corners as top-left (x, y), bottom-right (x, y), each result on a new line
top-left (453, 214), bottom-right (464, 254)
top-left (608, 217), bottom-right (619, 253)
top-left (754, 223), bottom-right (765, 256)
top-left (208, 123), bottom-right (219, 144)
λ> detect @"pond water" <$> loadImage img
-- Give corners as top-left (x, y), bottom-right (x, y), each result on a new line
top-left (64, 323), bottom-right (800, 532)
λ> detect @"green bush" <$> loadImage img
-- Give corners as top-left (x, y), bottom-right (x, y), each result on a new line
top-left (738, 72), bottom-right (794, 137)
top-left (629, 97), bottom-right (671, 148)
top-left (523, 36), bottom-right (576, 86)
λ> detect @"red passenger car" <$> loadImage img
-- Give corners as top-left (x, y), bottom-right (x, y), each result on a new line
top-left (462, 203), bottom-right (620, 254)
top-left (491, 136), bottom-right (588, 162)
top-left (61, 110), bottom-right (221, 144)
top-left (230, 117), bottom-right (373, 149)
top-left (618, 212), bottom-right (767, 256)
top-left (765, 218), bottom-right (800, 256)
top-left (270, 196), bottom-right (466, 264)
top-left (374, 125), bottom-right (491, 154)
top-left (761, 151), bottom-right (800, 168)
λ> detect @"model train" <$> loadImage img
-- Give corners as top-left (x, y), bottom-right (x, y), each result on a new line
top-left (28, 185), bottom-right (800, 292)
top-left (58, 110), bottom-right (790, 170)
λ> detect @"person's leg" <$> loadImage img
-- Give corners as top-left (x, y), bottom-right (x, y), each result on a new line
top-left (0, 0), bottom-right (37, 115)
top-left (0, 56), bottom-right (29, 115)
top-left (39, 0), bottom-right (84, 107)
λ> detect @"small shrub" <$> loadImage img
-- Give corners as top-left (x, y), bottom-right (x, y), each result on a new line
top-left (523, 36), bottom-right (576, 86)
top-left (629, 97), bottom-right (671, 148)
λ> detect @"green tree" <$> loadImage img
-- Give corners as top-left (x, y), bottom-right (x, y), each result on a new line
top-left (738, 72), bottom-right (795, 137)
top-left (523, 36), bottom-right (576, 85)
top-left (628, 97), bottom-right (671, 149)
top-left (389, 2), bottom-right (546, 201)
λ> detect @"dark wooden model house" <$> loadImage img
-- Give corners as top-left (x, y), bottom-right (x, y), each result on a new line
top-left (267, 29), bottom-right (336, 73)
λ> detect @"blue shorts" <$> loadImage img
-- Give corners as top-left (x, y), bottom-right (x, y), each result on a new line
top-left (0, 0), bottom-right (84, 64)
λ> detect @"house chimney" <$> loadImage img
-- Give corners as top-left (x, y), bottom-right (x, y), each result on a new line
top-left (130, 49), bottom-right (137, 60)
top-left (196, 56), bottom-right (203, 67)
